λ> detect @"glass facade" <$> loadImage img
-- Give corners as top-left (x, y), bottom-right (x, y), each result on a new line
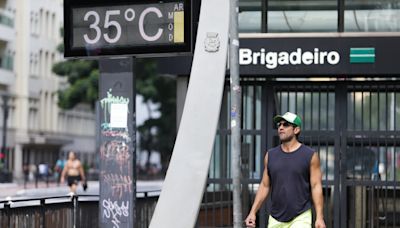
top-left (268, 0), bottom-right (338, 32)
top-left (239, 0), bottom-right (400, 32)
top-left (239, 0), bottom-right (262, 32)
top-left (345, 0), bottom-right (400, 32)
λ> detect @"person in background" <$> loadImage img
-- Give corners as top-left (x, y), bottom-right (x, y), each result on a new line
top-left (61, 151), bottom-right (86, 194)
top-left (38, 162), bottom-right (48, 181)
top-left (54, 155), bottom-right (66, 185)
top-left (245, 112), bottom-right (326, 228)
top-left (23, 163), bottom-right (29, 187)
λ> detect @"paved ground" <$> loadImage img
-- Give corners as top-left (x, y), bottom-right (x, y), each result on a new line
top-left (0, 181), bottom-right (69, 199)
top-left (0, 179), bottom-right (163, 201)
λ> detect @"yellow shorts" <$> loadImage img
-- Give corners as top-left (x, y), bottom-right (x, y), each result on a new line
top-left (268, 209), bottom-right (312, 228)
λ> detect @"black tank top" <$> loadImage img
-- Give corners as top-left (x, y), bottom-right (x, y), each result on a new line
top-left (267, 144), bottom-right (315, 222)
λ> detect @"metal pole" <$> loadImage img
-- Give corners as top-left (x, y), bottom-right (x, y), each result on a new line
top-left (5, 200), bottom-right (11, 228)
top-left (2, 95), bottom-right (9, 171)
top-left (41, 198), bottom-right (46, 228)
top-left (230, 0), bottom-right (242, 227)
top-left (73, 195), bottom-right (78, 228)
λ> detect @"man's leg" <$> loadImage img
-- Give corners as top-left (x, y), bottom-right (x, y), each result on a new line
top-left (70, 184), bottom-right (78, 194)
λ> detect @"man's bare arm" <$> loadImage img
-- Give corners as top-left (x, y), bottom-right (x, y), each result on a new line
top-left (245, 152), bottom-right (271, 227)
top-left (310, 152), bottom-right (326, 228)
top-left (250, 153), bottom-right (270, 214)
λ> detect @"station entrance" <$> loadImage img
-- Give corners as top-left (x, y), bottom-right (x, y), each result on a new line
top-left (199, 80), bottom-right (400, 228)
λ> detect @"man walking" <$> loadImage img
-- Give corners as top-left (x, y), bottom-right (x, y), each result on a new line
top-left (61, 151), bottom-right (86, 194)
top-left (245, 112), bottom-right (326, 228)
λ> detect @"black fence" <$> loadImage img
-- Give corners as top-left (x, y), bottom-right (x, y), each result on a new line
top-left (0, 193), bottom-right (158, 228)
top-left (199, 81), bottom-right (400, 228)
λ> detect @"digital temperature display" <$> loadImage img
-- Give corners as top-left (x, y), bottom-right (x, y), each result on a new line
top-left (64, 0), bottom-right (192, 57)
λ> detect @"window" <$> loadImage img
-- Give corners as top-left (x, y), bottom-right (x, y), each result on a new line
top-left (238, 0), bottom-right (400, 33)
top-left (345, 0), bottom-right (400, 32)
top-left (239, 0), bottom-right (263, 32)
top-left (267, 0), bottom-right (338, 32)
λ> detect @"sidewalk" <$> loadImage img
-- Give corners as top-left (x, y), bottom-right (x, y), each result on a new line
top-left (0, 180), bottom-right (64, 198)
top-left (0, 179), bottom-right (163, 200)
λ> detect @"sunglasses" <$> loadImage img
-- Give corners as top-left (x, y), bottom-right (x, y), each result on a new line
top-left (277, 122), bottom-right (297, 128)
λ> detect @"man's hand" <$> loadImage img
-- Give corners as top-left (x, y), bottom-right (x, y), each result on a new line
top-left (315, 218), bottom-right (326, 228)
top-left (244, 213), bottom-right (256, 228)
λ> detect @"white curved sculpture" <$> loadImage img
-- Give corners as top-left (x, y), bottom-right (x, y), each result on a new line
top-left (149, 0), bottom-right (230, 227)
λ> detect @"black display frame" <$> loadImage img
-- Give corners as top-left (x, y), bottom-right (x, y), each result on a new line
top-left (64, 0), bottom-right (192, 58)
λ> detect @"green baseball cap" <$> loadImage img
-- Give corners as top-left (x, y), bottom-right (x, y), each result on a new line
top-left (273, 112), bottom-right (302, 127)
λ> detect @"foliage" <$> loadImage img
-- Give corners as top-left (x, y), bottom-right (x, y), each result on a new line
top-left (52, 60), bottom-right (98, 109)
top-left (135, 59), bottom-right (176, 168)
top-left (52, 57), bottom-right (176, 171)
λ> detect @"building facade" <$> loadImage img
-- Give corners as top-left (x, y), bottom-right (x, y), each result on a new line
top-left (0, 0), bottom-right (96, 180)
top-left (157, 0), bottom-right (400, 227)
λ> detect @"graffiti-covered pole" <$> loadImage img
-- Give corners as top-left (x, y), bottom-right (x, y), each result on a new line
top-left (98, 58), bottom-right (136, 228)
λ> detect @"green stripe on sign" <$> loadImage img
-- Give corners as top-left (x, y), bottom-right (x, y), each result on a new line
top-left (350, 48), bottom-right (375, 55)
top-left (350, 47), bottom-right (375, 63)
top-left (350, 56), bottom-right (375, 63)
top-left (350, 54), bottom-right (375, 57)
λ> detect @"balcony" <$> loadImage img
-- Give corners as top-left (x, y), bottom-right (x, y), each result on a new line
top-left (0, 55), bottom-right (14, 86)
top-left (0, 54), bottom-right (12, 70)
top-left (0, 9), bottom-right (14, 42)
top-left (0, 8), bottom-right (13, 27)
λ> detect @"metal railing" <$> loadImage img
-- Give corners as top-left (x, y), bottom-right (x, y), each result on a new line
top-left (0, 192), bottom-right (159, 228)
